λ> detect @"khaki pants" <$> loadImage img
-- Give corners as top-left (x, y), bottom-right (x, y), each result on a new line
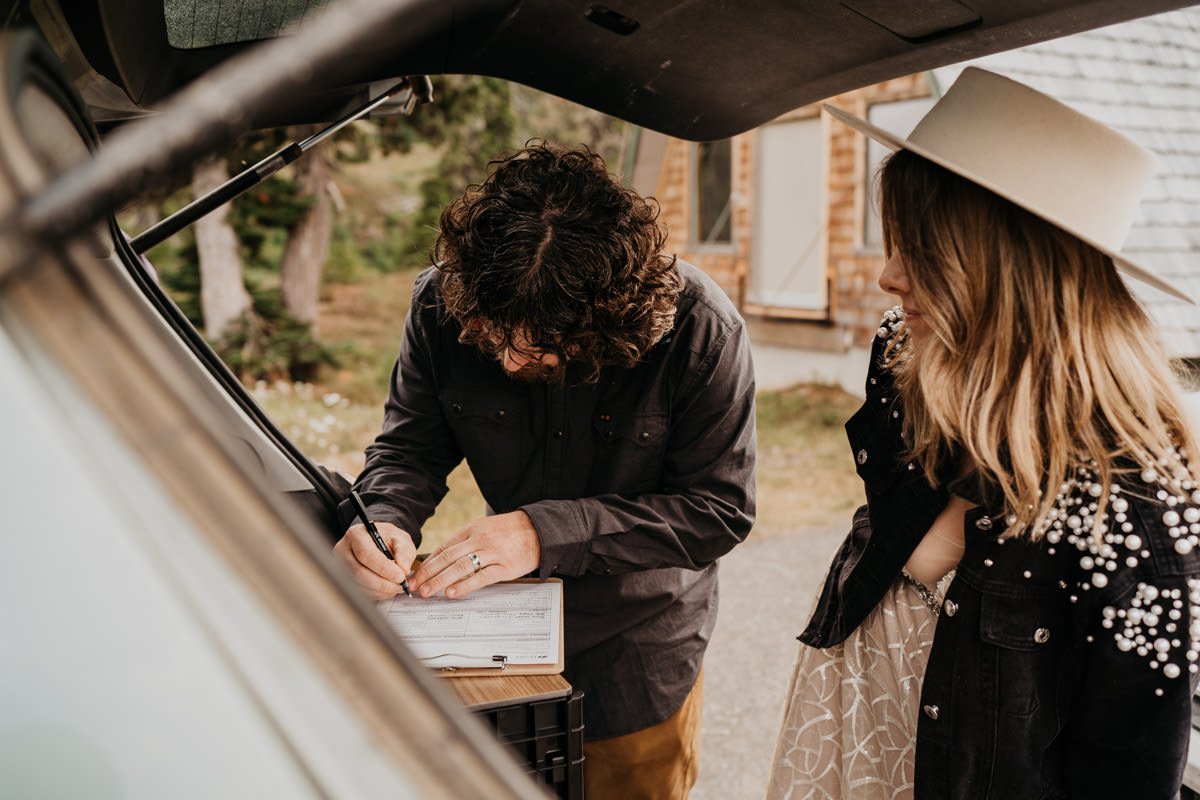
top-left (583, 668), bottom-right (704, 800)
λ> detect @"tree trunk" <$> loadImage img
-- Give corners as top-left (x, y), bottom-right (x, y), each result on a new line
top-left (193, 155), bottom-right (252, 340)
top-left (280, 128), bottom-right (335, 332)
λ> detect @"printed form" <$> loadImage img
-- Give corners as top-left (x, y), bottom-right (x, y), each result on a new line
top-left (379, 581), bottom-right (562, 669)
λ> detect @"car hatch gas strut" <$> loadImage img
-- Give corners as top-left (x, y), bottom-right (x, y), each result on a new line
top-left (129, 75), bottom-right (432, 254)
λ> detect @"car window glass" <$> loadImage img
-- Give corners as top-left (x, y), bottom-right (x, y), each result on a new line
top-left (163, 0), bottom-right (332, 49)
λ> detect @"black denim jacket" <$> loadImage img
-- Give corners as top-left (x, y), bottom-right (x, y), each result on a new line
top-left (801, 321), bottom-right (1200, 799)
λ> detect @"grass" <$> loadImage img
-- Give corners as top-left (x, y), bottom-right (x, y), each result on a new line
top-left (753, 386), bottom-right (865, 538)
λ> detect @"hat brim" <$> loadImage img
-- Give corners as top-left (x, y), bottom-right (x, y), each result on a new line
top-left (825, 104), bottom-right (1195, 305)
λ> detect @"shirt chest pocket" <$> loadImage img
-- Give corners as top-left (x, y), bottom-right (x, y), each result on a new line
top-left (592, 412), bottom-right (669, 494)
top-left (978, 592), bottom-right (1069, 717)
top-left (439, 388), bottom-right (525, 486)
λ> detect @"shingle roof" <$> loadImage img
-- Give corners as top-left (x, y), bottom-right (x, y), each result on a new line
top-left (933, 7), bottom-right (1200, 360)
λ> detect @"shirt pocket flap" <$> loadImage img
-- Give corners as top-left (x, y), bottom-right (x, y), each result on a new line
top-left (980, 593), bottom-right (1062, 652)
top-left (594, 413), bottom-right (668, 446)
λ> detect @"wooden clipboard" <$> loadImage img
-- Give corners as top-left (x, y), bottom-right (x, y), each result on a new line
top-left (379, 578), bottom-right (566, 681)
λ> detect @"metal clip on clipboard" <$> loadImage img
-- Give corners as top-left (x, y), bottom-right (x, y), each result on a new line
top-left (421, 654), bottom-right (510, 672)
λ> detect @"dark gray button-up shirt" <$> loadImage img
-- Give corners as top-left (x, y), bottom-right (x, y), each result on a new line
top-left (347, 261), bottom-right (756, 739)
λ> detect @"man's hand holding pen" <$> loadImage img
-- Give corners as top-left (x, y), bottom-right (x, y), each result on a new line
top-left (333, 519), bottom-right (417, 601)
top-left (334, 490), bottom-right (541, 602)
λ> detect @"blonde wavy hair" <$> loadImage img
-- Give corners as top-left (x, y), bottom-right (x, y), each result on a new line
top-left (879, 149), bottom-right (1199, 538)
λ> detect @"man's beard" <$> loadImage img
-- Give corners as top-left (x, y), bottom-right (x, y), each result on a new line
top-left (504, 359), bottom-right (567, 384)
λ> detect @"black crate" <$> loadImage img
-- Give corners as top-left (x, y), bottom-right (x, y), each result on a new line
top-left (476, 689), bottom-right (585, 799)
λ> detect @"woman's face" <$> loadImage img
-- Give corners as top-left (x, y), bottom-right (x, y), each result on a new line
top-left (878, 250), bottom-right (928, 345)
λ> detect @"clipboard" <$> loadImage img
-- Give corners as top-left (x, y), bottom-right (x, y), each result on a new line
top-left (378, 578), bottom-right (564, 677)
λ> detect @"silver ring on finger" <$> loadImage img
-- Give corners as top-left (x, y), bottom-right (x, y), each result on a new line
top-left (467, 552), bottom-right (483, 573)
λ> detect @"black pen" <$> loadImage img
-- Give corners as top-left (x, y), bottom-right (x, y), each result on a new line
top-left (349, 490), bottom-right (413, 597)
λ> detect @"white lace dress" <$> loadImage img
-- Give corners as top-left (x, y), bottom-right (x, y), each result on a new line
top-left (765, 572), bottom-right (951, 800)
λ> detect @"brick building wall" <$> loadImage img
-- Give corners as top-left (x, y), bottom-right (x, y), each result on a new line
top-left (649, 72), bottom-right (934, 351)
top-left (652, 132), bottom-right (753, 303)
top-left (823, 73), bottom-right (932, 345)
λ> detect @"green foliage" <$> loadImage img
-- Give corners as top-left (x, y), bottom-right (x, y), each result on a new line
top-left (360, 218), bottom-right (412, 273)
top-left (324, 220), bottom-right (368, 284)
top-left (756, 385), bottom-right (854, 432)
top-left (214, 288), bottom-right (338, 382)
top-left (509, 85), bottom-right (628, 170)
top-left (230, 174), bottom-right (314, 269)
top-left (146, 235), bottom-right (204, 326)
top-left (399, 76), bottom-right (518, 260)
top-left (347, 114), bottom-right (420, 162)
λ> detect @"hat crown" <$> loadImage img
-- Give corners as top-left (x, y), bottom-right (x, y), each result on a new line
top-left (907, 67), bottom-right (1155, 251)
top-left (823, 67), bottom-right (1192, 303)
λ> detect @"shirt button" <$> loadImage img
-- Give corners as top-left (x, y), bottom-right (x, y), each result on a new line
top-left (975, 516), bottom-right (994, 531)
top-left (1034, 627), bottom-right (1051, 644)
top-left (923, 704), bottom-right (939, 720)
top-left (451, 403), bottom-right (463, 414)
top-left (856, 449), bottom-right (869, 465)
top-left (943, 600), bottom-right (958, 617)
top-left (493, 409), bottom-right (507, 420)
top-left (604, 569), bottom-right (614, 575)
top-left (554, 430), bottom-right (565, 439)
top-left (550, 565), bottom-right (559, 575)
top-left (639, 431), bottom-right (651, 442)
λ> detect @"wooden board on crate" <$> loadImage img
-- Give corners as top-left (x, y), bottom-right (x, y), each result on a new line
top-left (445, 673), bottom-right (572, 711)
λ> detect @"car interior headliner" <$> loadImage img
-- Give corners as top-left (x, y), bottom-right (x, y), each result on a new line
top-left (25, 0), bottom-right (1200, 139)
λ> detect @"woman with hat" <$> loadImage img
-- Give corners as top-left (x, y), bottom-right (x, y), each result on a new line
top-left (766, 67), bottom-right (1200, 799)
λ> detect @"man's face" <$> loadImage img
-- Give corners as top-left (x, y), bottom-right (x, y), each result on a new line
top-left (495, 328), bottom-right (565, 383)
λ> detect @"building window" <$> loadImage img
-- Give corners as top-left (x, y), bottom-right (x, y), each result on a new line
top-left (862, 96), bottom-right (935, 248)
top-left (749, 116), bottom-right (825, 312)
top-left (693, 139), bottom-right (733, 245)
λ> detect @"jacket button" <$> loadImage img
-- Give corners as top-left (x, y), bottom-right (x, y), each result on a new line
top-left (639, 431), bottom-right (651, 442)
top-left (856, 449), bottom-right (868, 465)
top-left (553, 430), bottom-right (565, 439)
top-left (923, 704), bottom-right (939, 720)
top-left (943, 600), bottom-right (958, 617)
top-left (451, 403), bottom-right (463, 415)
top-left (493, 409), bottom-right (506, 420)
top-left (975, 516), bottom-right (994, 531)
top-left (1034, 627), bottom-right (1051, 644)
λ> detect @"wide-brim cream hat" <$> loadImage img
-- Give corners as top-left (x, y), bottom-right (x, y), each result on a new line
top-left (825, 66), bottom-right (1194, 304)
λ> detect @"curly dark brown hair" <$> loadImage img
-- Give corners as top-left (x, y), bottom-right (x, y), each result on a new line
top-left (434, 141), bottom-right (682, 383)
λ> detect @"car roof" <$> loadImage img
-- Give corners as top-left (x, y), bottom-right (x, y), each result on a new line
top-left (33, 0), bottom-right (1200, 140)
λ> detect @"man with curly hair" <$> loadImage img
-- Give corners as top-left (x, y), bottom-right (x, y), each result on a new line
top-left (334, 141), bottom-right (756, 797)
